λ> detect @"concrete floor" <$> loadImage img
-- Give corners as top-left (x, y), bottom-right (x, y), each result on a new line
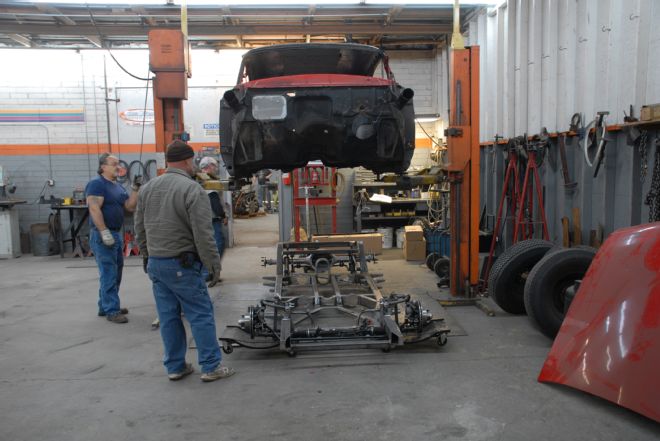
top-left (0, 214), bottom-right (657, 441)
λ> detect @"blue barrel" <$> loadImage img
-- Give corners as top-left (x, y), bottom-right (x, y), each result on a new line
top-left (426, 229), bottom-right (450, 257)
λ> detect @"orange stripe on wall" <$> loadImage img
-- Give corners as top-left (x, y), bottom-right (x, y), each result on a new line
top-left (0, 142), bottom-right (221, 156)
top-left (415, 138), bottom-right (433, 149)
top-left (0, 139), bottom-right (432, 156)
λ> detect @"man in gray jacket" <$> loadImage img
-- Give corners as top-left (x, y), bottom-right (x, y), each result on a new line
top-left (135, 140), bottom-right (234, 382)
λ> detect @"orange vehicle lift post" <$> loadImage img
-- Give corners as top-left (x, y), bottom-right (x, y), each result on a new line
top-left (148, 29), bottom-right (191, 173)
top-left (446, 45), bottom-right (480, 298)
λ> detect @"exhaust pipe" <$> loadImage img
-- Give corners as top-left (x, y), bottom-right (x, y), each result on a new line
top-left (395, 88), bottom-right (414, 109)
top-left (223, 90), bottom-right (241, 111)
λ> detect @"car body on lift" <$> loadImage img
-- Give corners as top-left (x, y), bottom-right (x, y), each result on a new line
top-left (219, 43), bottom-right (415, 178)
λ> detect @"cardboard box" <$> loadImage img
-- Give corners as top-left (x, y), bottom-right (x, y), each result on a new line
top-left (312, 233), bottom-right (383, 255)
top-left (404, 237), bottom-right (427, 261)
top-left (640, 103), bottom-right (660, 121)
top-left (404, 225), bottom-right (424, 242)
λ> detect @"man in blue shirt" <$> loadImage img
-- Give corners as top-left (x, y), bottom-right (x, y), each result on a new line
top-left (85, 153), bottom-right (140, 323)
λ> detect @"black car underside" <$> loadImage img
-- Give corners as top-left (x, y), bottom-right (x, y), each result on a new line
top-left (219, 44), bottom-right (416, 178)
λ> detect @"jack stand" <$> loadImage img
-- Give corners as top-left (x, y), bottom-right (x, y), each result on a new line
top-left (513, 138), bottom-right (550, 242)
top-left (481, 138), bottom-right (522, 290)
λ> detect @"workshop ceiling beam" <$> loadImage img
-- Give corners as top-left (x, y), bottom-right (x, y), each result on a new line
top-left (35, 4), bottom-right (76, 26)
top-left (8, 33), bottom-right (32, 47)
top-left (132, 6), bottom-right (157, 27)
top-left (0, 5), bottom-right (453, 19)
top-left (304, 5), bottom-right (316, 26)
top-left (0, 3), bottom-right (475, 49)
top-left (85, 35), bottom-right (102, 48)
top-left (385, 6), bottom-right (402, 26)
top-left (0, 23), bottom-right (452, 37)
top-left (223, 7), bottom-right (240, 26)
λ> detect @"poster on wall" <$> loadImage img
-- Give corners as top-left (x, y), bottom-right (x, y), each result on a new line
top-left (119, 108), bottom-right (155, 126)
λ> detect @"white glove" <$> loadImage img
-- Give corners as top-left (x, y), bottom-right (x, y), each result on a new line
top-left (100, 229), bottom-right (116, 247)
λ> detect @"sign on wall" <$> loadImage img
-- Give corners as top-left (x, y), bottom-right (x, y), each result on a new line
top-left (119, 108), bottom-right (155, 125)
top-left (203, 123), bottom-right (219, 137)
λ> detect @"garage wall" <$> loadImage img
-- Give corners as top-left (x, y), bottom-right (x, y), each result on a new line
top-left (0, 47), bottom-right (444, 245)
top-left (456, 0), bottom-right (660, 244)
top-left (0, 49), bottom-right (241, 240)
top-left (389, 50), bottom-right (447, 171)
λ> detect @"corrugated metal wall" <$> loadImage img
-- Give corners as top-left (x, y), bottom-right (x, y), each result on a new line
top-left (453, 0), bottom-right (660, 245)
top-left (468, 0), bottom-right (659, 138)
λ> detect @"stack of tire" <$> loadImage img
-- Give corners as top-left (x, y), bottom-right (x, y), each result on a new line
top-left (487, 239), bottom-right (596, 339)
top-left (426, 253), bottom-right (450, 287)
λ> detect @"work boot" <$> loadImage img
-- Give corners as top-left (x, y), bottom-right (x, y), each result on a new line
top-left (200, 365), bottom-right (235, 382)
top-left (98, 308), bottom-right (129, 317)
top-left (168, 363), bottom-right (194, 381)
top-left (106, 313), bottom-right (128, 324)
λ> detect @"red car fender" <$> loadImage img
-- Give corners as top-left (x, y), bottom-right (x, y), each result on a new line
top-left (539, 222), bottom-right (660, 422)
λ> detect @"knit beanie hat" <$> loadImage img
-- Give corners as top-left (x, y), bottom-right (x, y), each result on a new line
top-left (166, 140), bottom-right (195, 162)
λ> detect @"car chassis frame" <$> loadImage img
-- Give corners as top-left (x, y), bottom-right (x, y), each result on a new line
top-left (219, 241), bottom-right (450, 356)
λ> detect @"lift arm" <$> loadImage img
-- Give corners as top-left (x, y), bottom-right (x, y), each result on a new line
top-left (148, 29), bottom-right (191, 174)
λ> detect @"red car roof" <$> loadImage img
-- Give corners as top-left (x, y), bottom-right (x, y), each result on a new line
top-left (238, 73), bottom-right (395, 89)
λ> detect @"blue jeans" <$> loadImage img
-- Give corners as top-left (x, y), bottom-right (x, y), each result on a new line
top-left (90, 229), bottom-right (124, 316)
top-left (213, 220), bottom-right (225, 259)
top-left (202, 220), bottom-right (225, 279)
top-left (147, 256), bottom-right (222, 374)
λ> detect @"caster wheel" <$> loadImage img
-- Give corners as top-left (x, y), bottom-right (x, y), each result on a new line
top-left (222, 344), bottom-right (234, 354)
top-left (287, 350), bottom-right (297, 357)
top-left (437, 334), bottom-right (448, 347)
top-left (433, 257), bottom-right (450, 279)
top-left (381, 345), bottom-right (392, 353)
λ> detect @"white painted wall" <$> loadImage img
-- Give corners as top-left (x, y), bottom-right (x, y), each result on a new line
top-left (0, 47), bottom-right (444, 235)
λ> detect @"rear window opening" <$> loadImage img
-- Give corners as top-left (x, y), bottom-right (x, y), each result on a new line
top-left (238, 43), bottom-right (385, 83)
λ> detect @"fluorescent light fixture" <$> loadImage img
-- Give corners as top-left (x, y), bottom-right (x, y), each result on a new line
top-left (31, 0), bottom-right (361, 4)
top-left (364, 0), bottom-right (501, 4)
top-left (184, 0), bottom-right (359, 4)
top-left (31, 0), bottom-right (499, 4)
